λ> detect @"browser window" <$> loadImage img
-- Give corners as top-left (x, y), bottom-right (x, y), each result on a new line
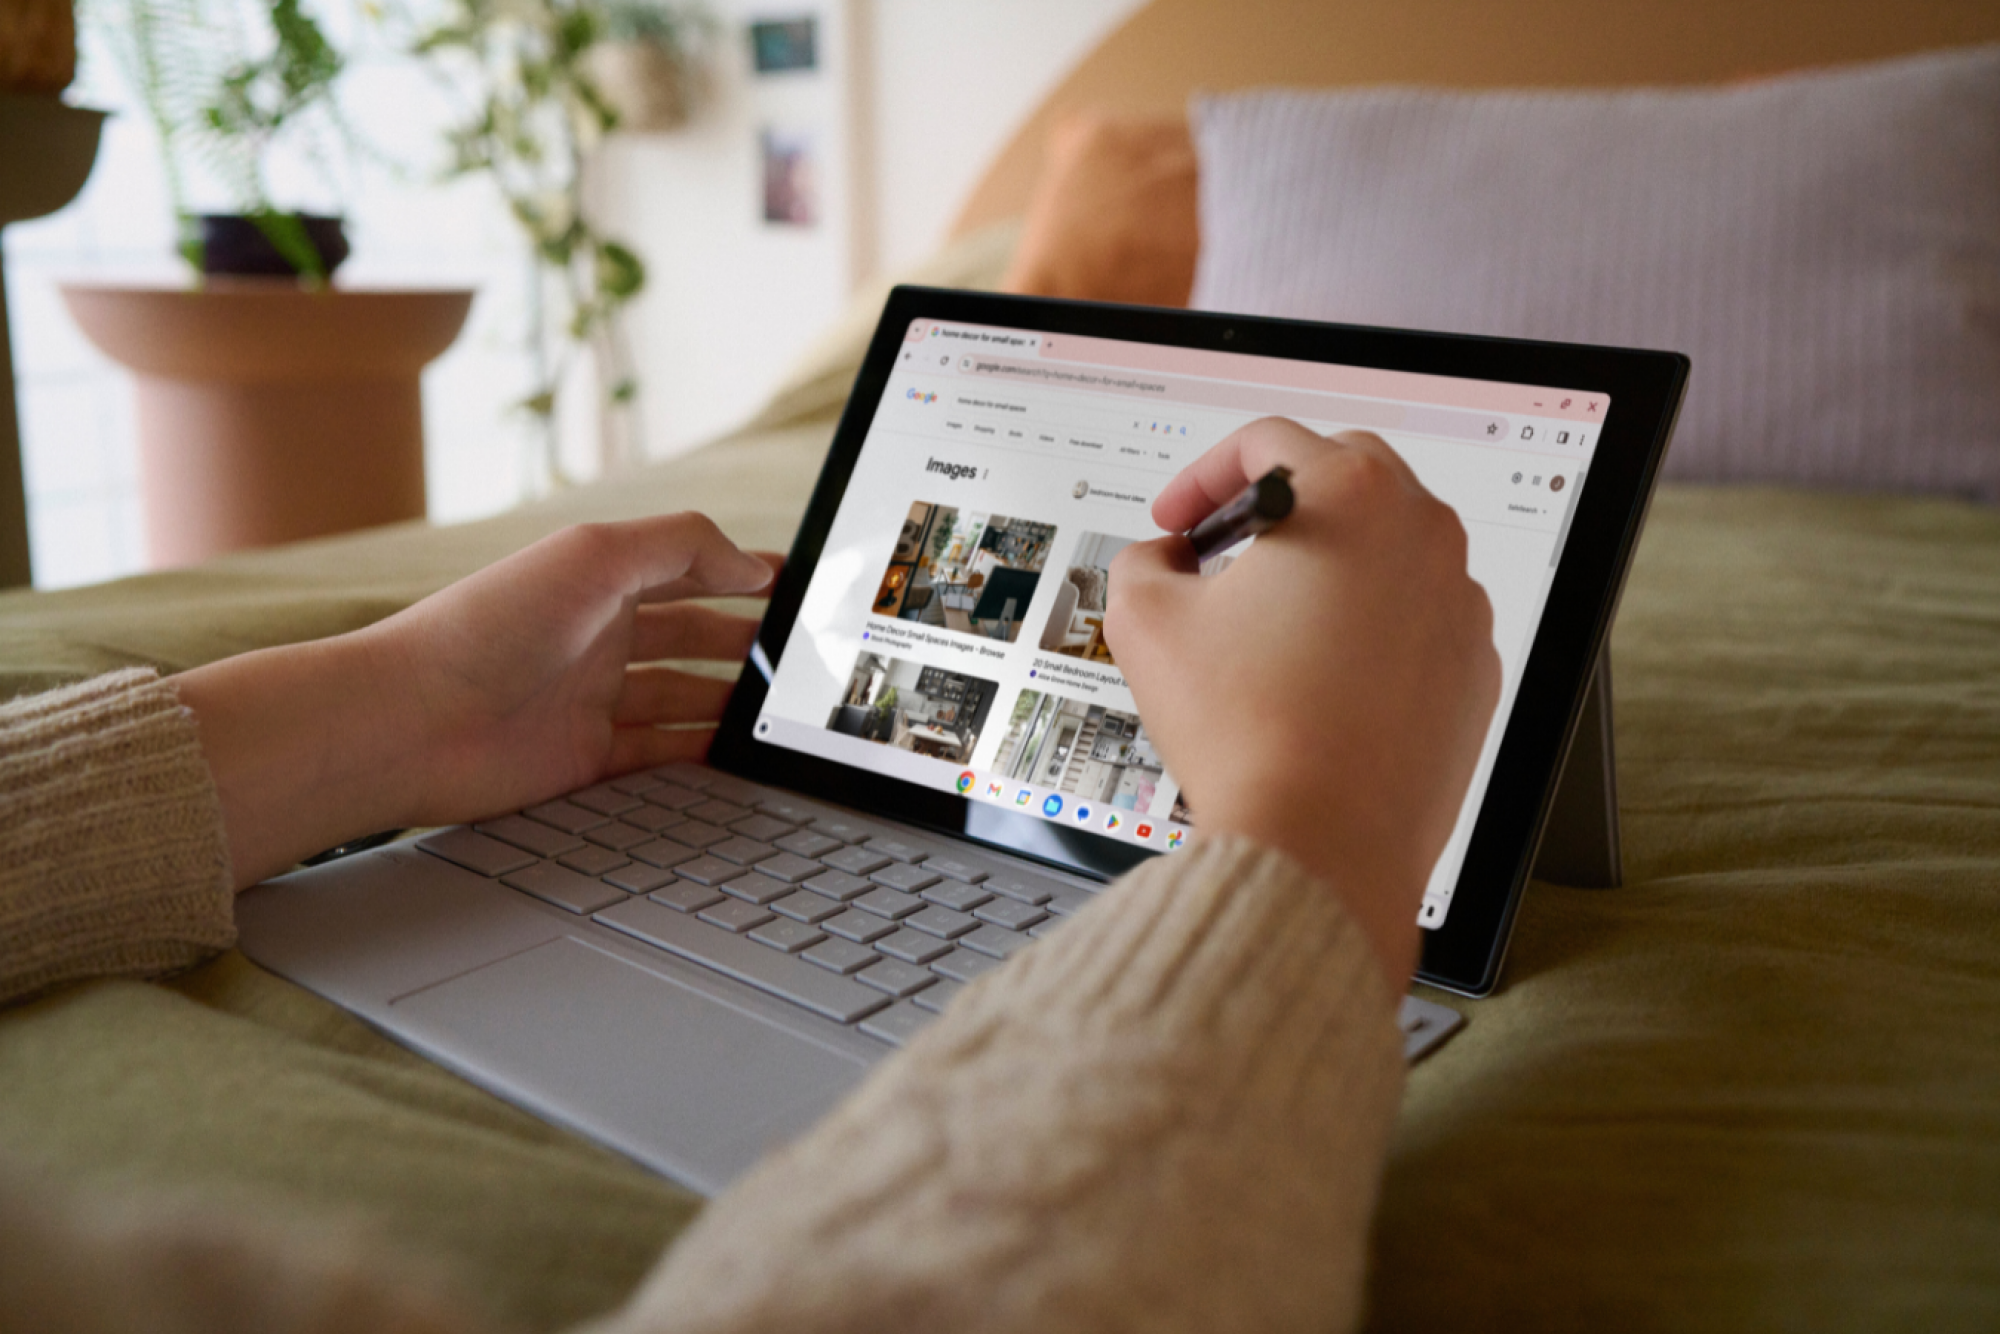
top-left (755, 319), bottom-right (1608, 927)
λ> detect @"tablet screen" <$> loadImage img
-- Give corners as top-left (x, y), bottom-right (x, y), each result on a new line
top-left (749, 317), bottom-right (1609, 929)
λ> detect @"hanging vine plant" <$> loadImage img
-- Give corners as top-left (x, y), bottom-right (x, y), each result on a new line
top-left (407, 0), bottom-right (709, 484)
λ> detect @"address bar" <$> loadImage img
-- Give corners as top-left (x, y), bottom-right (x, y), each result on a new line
top-left (961, 354), bottom-right (1511, 445)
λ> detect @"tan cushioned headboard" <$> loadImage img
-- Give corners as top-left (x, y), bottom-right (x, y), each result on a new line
top-left (952, 0), bottom-right (2000, 238)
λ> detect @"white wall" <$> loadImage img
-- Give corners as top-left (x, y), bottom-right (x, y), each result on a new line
top-left (866, 0), bottom-right (1143, 277)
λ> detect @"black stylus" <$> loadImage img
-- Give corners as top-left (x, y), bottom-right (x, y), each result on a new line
top-left (1184, 465), bottom-right (1295, 561)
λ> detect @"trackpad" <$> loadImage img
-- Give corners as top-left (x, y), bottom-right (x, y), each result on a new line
top-left (391, 936), bottom-right (869, 1194)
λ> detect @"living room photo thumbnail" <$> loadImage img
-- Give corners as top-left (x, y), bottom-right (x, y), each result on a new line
top-left (1038, 530), bottom-right (1135, 664)
top-left (826, 651), bottom-right (1000, 765)
top-left (992, 689), bottom-right (1166, 816)
top-left (872, 501), bottom-right (1056, 644)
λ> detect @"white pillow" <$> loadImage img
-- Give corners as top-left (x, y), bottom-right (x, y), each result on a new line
top-left (1190, 46), bottom-right (2000, 501)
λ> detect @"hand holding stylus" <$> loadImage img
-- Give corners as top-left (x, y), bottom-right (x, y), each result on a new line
top-left (1106, 419), bottom-right (1501, 986)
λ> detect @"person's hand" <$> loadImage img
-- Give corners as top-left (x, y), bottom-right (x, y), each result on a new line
top-left (176, 515), bottom-right (777, 890)
top-left (1104, 421), bottom-right (1501, 986)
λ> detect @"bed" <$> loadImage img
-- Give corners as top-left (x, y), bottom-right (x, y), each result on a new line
top-left (3, 1), bottom-right (1997, 1329)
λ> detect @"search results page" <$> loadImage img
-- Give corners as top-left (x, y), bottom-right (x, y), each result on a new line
top-left (756, 319), bottom-right (1609, 928)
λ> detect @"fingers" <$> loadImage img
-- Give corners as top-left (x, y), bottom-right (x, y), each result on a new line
top-left (1152, 418), bottom-right (1331, 532)
top-left (631, 604), bottom-right (761, 664)
top-left (1101, 532), bottom-right (1199, 660)
top-left (605, 724), bottom-right (714, 776)
top-left (570, 514), bottom-right (775, 603)
top-left (613, 666), bottom-right (737, 726)
top-left (1151, 421), bottom-right (1418, 532)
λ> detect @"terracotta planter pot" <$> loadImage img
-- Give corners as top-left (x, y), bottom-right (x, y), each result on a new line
top-left (60, 283), bottom-right (473, 568)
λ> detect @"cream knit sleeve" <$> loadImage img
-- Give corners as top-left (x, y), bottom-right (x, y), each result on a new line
top-left (612, 836), bottom-right (1406, 1334)
top-left (0, 668), bottom-right (235, 1007)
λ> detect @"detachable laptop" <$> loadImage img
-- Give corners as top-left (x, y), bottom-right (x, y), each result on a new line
top-left (238, 289), bottom-right (1687, 1194)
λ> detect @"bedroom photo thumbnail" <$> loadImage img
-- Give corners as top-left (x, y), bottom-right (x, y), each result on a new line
top-left (873, 501), bottom-right (1056, 644)
top-left (1038, 530), bottom-right (1135, 665)
top-left (826, 652), bottom-right (1001, 766)
top-left (992, 690), bottom-right (1167, 818)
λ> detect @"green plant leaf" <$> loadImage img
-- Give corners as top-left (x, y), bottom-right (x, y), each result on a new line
top-left (596, 241), bottom-right (645, 299)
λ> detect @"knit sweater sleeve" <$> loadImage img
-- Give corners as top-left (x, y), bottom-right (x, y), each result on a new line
top-left (0, 668), bottom-right (235, 1007)
top-left (608, 835), bottom-right (1406, 1334)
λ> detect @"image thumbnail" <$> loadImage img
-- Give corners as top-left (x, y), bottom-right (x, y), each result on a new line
top-left (826, 652), bottom-right (1000, 766)
top-left (1038, 530), bottom-right (1134, 664)
top-left (992, 690), bottom-right (1165, 815)
top-left (872, 502), bottom-right (1057, 644)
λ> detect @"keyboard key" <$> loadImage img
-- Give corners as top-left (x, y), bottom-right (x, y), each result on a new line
top-left (822, 846), bottom-right (891, 876)
top-left (709, 836), bottom-right (776, 866)
top-left (729, 814), bottom-right (797, 843)
top-left (1044, 884), bottom-right (1096, 917)
top-left (664, 820), bottom-right (730, 850)
top-left (823, 909), bottom-right (895, 944)
top-left (558, 845), bottom-right (631, 877)
top-left (920, 880), bottom-right (993, 913)
top-left (630, 838), bottom-right (699, 869)
top-left (774, 830), bottom-right (843, 859)
top-left (673, 855), bottom-right (747, 886)
top-left (749, 918), bottom-right (826, 954)
top-left (688, 798), bottom-right (752, 826)
top-left (475, 815), bottom-right (584, 859)
top-left (973, 899), bottom-right (1048, 932)
top-left (419, 828), bottom-right (537, 878)
top-left (607, 771), bottom-right (662, 796)
top-left (876, 928), bottom-right (951, 965)
top-left (698, 899), bottom-right (775, 934)
top-left (867, 838), bottom-right (929, 864)
top-left (803, 937), bottom-right (879, 975)
top-left (860, 1001), bottom-right (936, 1047)
top-left (870, 863), bottom-right (941, 894)
top-left (960, 924), bottom-right (1034, 961)
top-left (913, 979), bottom-right (966, 1014)
top-left (923, 857), bottom-right (989, 883)
top-left (853, 887), bottom-right (922, 921)
top-left (583, 821), bottom-right (653, 852)
top-left (524, 799), bottom-right (608, 834)
top-left (932, 949), bottom-right (999, 984)
top-left (594, 898), bottom-right (889, 1024)
top-left (803, 870), bottom-right (873, 901)
top-left (648, 762), bottom-right (714, 787)
top-left (984, 876), bottom-right (1054, 906)
top-left (719, 872), bottom-right (794, 906)
top-left (650, 881), bottom-right (724, 914)
top-left (645, 782), bottom-right (705, 811)
top-left (757, 796), bottom-right (827, 824)
top-left (906, 905), bottom-right (978, 939)
top-left (770, 890), bottom-right (844, 925)
top-left (1027, 918), bottom-right (1066, 940)
top-left (814, 817), bottom-right (876, 843)
top-left (603, 863), bottom-right (678, 894)
top-left (702, 775), bottom-right (766, 805)
top-left (503, 862), bottom-right (626, 914)
top-left (570, 783), bottom-right (642, 817)
top-left (621, 803), bottom-right (686, 833)
top-left (750, 852), bottom-right (822, 883)
top-left (856, 958), bottom-right (937, 999)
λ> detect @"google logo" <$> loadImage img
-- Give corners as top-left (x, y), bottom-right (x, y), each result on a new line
top-left (906, 388), bottom-right (938, 405)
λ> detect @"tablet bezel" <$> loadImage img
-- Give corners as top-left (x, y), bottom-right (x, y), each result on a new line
top-left (711, 286), bottom-right (1687, 997)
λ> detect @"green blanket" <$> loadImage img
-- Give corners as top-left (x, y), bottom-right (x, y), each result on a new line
top-left (2, 240), bottom-right (1995, 1329)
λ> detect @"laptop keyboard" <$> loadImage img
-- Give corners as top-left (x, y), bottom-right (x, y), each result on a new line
top-left (415, 763), bottom-right (1096, 1048)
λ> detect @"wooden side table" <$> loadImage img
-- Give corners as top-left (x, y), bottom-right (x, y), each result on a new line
top-left (60, 283), bottom-right (473, 568)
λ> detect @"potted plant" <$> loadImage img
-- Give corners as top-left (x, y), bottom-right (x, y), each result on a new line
top-left (58, 0), bottom-right (473, 568)
top-left (408, 0), bottom-right (710, 482)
